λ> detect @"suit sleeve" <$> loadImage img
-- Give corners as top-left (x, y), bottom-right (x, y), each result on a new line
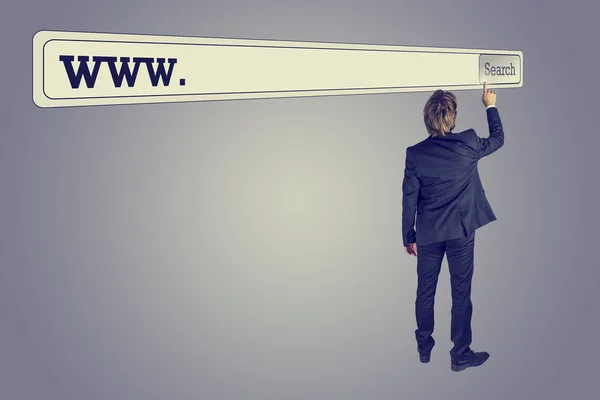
top-left (476, 106), bottom-right (504, 158)
top-left (402, 147), bottom-right (420, 246)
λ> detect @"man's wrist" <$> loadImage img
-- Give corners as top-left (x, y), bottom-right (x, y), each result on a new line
top-left (486, 104), bottom-right (496, 109)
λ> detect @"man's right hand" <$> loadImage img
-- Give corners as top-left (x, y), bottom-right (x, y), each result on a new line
top-left (482, 82), bottom-right (497, 107)
top-left (405, 243), bottom-right (417, 257)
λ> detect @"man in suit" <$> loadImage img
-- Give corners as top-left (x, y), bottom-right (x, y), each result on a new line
top-left (402, 82), bottom-right (503, 372)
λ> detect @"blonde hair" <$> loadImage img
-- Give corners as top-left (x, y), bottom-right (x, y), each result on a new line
top-left (423, 89), bottom-right (457, 137)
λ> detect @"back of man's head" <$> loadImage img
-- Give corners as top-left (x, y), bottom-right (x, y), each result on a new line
top-left (424, 90), bottom-right (457, 137)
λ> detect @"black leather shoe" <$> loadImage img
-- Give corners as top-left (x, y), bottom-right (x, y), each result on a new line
top-left (418, 347), bottom-right (431, 363)
top-left (451, 350), bottom-right (489, 372)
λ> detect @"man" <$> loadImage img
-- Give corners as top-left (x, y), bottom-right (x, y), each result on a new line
top-left (402, 82), bottom-right (503, 372)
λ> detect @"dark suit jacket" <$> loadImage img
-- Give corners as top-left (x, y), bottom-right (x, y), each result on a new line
top-left (402, 106), bottom-right (504, 246)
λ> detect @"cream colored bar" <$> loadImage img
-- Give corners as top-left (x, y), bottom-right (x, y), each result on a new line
top-left (33, 30), bottom-right (523, 108)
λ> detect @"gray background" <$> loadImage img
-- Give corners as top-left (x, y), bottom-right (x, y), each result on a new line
top-left (1, 1), bottom-right (598, 399)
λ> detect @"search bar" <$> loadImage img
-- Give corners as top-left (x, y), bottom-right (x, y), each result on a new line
top-left (33, 30), bottom-right (523, 108)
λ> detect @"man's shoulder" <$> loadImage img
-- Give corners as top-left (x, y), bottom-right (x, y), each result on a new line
top-left (409, 137), bottom-right (431, 150)
top-left (408, 130), bottom-right (479, 157)
top-left (450, 128), bottom-right (476, 138)
top-left (446, 129), bottom-right (478, 146)
top-left (411, 129), bottom-right (475, 143)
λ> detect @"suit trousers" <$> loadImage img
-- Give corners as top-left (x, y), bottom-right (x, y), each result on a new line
top-left (415, 231), bottom-right (475, 360)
